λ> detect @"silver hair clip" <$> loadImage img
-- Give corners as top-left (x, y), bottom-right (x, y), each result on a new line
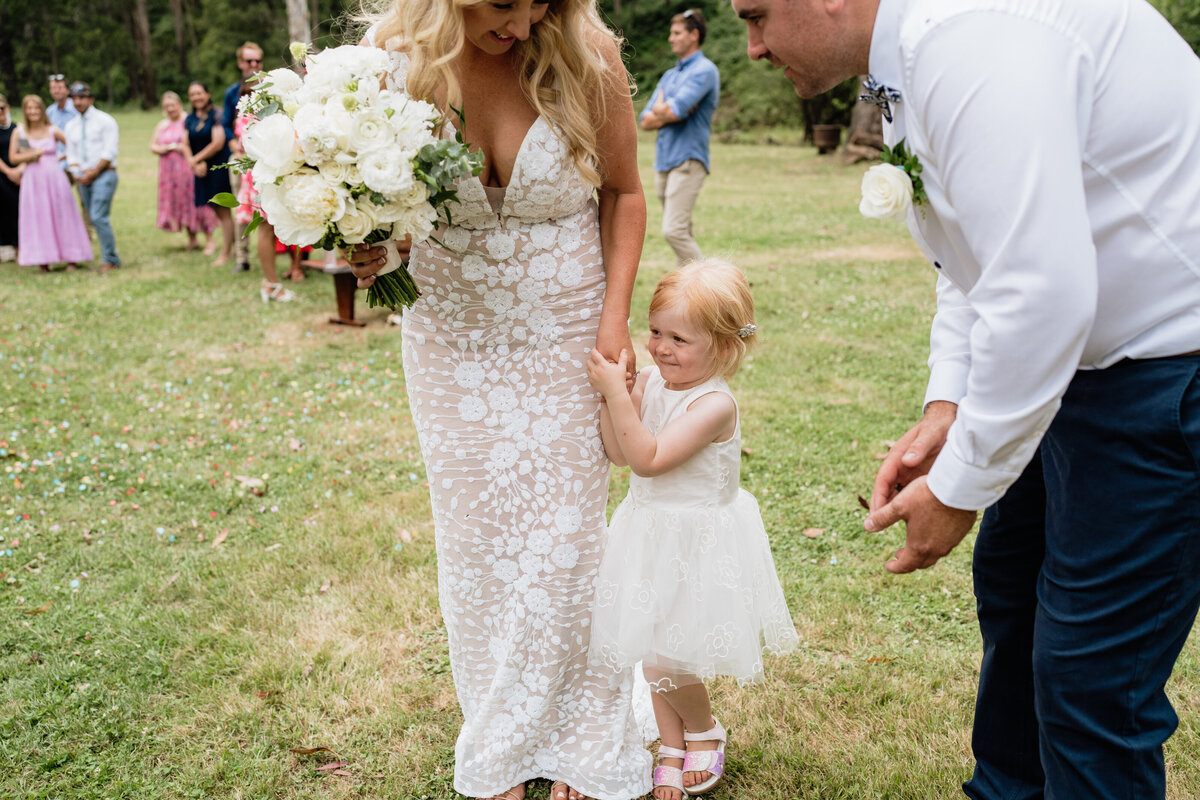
top-left (737, 323), bottom-right (757, 339)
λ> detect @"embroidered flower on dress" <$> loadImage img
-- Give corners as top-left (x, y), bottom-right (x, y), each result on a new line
top-left (704, 623), bottom-right (736, 658)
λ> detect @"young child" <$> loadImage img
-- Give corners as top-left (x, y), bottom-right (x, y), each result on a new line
top-left (586, 259), bottom-right (799, 800)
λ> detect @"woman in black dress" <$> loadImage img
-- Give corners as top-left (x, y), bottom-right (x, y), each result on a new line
top-left (0, 93), bottom-right (21, 263)
top-left (185, 82), bottom-right (234, 266)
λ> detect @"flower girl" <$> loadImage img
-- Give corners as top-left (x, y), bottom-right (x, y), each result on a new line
top-left (585, 259), bottom-right (799, 799)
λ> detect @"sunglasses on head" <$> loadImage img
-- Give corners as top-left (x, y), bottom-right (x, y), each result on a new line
top-left (48, 74), bottom-right (65, 82)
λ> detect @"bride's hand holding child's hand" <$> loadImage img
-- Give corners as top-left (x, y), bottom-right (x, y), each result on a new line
top-left (587, 348), bottom-right (630, 400)
top-left (345, 238), bottom-right (412, 290)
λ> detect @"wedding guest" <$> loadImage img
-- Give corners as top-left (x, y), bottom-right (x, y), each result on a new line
top-left (185, 81), bottom-right (234, 266)
top-left (63, 82), bottom-right (120, 271)
top-left (639, 9), bottom-right (719, 266)
top-left (0, 94), bottom-right (21, 263)
top-left (11, 94), bottom-right (92, 271)
top-left (150, 90), bottom-right (217, 251)
top-left (231, 101), bottom-right (295, 303)
top-left (731, 0), bottom-right (1200, 796)
top-left (587, 259), bottom-right (799, 800)
top-left (347, 0), bottom-right (649, 797)
top-left (45, 74), bottom-right (77, 173)
top-left (223, 41), bottom-right (264, 272)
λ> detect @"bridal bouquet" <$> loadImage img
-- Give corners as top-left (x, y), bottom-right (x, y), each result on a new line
top-left (216, 43), bottom-right (483, 309)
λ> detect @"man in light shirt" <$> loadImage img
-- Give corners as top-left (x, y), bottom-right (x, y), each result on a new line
top-left (223, 41), bottom-right (264, 272)
top-left (731, 0), bottom-right (1200, 797)
top-left (45, 75), bottom-right (77, 172)
top-left (64, 82), bottom-right (121, 271)
top-left (639, 9), bottom-right (719, 266)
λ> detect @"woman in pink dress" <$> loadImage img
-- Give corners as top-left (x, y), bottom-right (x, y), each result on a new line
top-left (150, 90), bottom-right (216, 251)
top-left (8, 95), bottom-right (92, 271)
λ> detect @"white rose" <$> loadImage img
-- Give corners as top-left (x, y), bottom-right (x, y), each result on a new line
top-left (859, 163), bottom-right (913, 221)
top-left (242, 114), bottom-right (304, 183)
top-left (368, 184), bottom-right (429, 224)
top-left (348, 108), bottom-right (392, 153)
top-left (389, 203), bottom-right (438, 242)
top-left (257, 169), bottom-right (346, 245)
top-left (336, 200), bottom-right (377, 244)
top-left (359, 148), bottom-right (413, 196)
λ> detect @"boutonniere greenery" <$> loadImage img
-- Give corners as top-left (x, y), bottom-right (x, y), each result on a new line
top-left (859, 138), bottom-right (926, 221)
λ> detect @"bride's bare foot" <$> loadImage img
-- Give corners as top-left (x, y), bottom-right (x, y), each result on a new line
top-left (478, 784), bottom-right (524, 800)
top-left (551, 781), bottom-right (591, 800)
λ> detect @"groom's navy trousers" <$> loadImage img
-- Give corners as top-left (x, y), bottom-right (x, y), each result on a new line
top-left (963, 354), bottom-right (1200, 800)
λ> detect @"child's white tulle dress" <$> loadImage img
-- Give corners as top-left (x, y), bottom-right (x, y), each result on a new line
top-left (589, 367), bottom-right (800, 684)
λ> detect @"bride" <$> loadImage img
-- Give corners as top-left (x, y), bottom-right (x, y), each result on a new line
top-left (350, 0), bottom-right (651, 798)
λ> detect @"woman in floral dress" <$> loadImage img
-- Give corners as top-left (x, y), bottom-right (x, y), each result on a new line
top-left (350, 0), bottom-right (649, 798)
top-left (150, 90), bottom-right (216, 250)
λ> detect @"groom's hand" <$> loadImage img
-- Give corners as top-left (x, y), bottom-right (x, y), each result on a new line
top-left (865, 476), bottom-right (978, 573)
top-left (870, 400), bottom-right (957, 512)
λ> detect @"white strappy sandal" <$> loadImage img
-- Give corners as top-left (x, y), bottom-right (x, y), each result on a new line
top-left (682, 718), bottom-right (727, 796)
top-left (260, 282), bottom-right (295, 303)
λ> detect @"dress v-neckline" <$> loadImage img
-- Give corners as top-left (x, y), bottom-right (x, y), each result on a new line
top-left (448, 114), bottom-right (547, 197)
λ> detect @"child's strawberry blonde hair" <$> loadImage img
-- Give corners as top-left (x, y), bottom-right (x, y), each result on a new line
top-left (648, 258), bottom-right (758, 380)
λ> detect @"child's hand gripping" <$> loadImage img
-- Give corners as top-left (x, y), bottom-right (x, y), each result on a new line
top-left (587, 348), bottom-right (631, 401)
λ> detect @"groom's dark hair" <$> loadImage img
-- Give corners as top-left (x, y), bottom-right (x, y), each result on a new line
top-left (673, 9), bottom-right (707, 45)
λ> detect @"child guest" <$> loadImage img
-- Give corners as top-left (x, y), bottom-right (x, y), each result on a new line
top-left (586, 259), bottom-right (799, 800)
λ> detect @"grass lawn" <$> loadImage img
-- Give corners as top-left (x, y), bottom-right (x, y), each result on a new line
top-left (2, 109), bottom-right (1198, 799)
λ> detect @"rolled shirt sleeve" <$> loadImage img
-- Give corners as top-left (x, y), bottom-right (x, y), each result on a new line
top-left (912, 13), bottom-right (1097, 510)
top-left (664, 63), bottom-right (718, 121)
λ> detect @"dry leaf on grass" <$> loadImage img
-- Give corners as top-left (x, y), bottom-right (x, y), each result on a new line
top-left (212, 529), bottom-right (229, 548)
top-left (315, 762), bottom-right (347, 772)
top-left (291, 746), bottom-right (335, 755)
top-left (857, 495), bottom-right (870, 510)
top-left (802, 528), bottom-right (824, 539)
top-left (234, 475), bottom-right (267, 496)
top-left (23, 601), bottom-right (52, 615)
top-left (867, 656), bottom-right (896, 664)
top-left (319, 580), bottom-right (331, 594)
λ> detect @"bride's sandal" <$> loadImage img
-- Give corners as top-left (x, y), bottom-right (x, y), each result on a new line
top-left (478, 786), bottom-right (524, 800)
top-left (681, 719), bottom-right (727, 796)
top-left (652, 745), bottom-right (687, 800)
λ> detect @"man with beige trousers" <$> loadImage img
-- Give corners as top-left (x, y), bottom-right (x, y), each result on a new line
top-left (639, 8), bottom-right (720, 265)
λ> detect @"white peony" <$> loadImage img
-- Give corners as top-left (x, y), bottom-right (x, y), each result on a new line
top-left (859, 163), bottom-right (913, 221)
top-left (242, 113), bottom-right (304, 183)
top-left (257, 169), bottom-right (347, 245)
top-left (291, 103), bottom-right (343, 164)
top-left (359, 148), bottom-right (414, 196)
top-left (262, 68), bottom-right (303, 102)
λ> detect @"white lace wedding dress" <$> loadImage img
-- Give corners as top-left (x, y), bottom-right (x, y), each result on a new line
top-left (379, 46), bottom-right (652, 800)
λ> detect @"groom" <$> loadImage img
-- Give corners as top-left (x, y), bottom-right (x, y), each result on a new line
top-left (730, 0), bottom-right (1200, 797)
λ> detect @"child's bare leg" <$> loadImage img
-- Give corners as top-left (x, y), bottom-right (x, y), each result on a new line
top-left (650, 690), bottom-right (686, 800)
top-left (654, 681), bottom-right (720, 788)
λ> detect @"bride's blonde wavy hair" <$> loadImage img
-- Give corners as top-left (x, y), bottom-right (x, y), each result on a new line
top-left (366, 0), bottom-right (627, 187)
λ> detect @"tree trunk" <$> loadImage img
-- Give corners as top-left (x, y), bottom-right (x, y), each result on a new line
top-left (169, 0), bottom-right (189, 76)
top-left (130, 0), bottom-right (156, 108)
top-left (841, 84), bottom-right (885, 164)
top-left (41, 5), bottom-right (60, 75)
top-left (310, 0), bottom-right (320, 38)
top-left (285, 0), bottom-right (312, 46)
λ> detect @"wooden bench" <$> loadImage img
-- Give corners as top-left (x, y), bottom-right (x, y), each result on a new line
top-left (300, 251), bottom-right (365, 327)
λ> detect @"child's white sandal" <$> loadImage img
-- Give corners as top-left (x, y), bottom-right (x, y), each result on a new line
top-left (653, 745), bottom-right (687, 797)
top-left (682, 719), bottom-right (727, 795)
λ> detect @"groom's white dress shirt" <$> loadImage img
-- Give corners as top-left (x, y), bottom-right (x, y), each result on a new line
top-left (869, 0), bottom-right (1200, 510)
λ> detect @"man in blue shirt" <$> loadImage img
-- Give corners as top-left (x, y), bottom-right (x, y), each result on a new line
top-left (45, 75), bottom-right (78, 172)
top-left (639, 9), bottom-right (720, 266)
top-left (223, 41), bottom-right (263, 272)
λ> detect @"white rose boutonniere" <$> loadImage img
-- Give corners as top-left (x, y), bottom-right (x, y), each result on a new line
top-left (860, 138), bottom-right (926, 221)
